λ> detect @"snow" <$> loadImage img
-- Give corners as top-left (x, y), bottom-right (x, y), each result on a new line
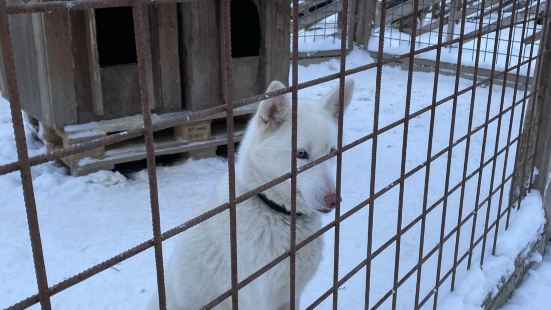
top-left (501, 243), bottom-right (551, 310)
top-left (439, 191), bottom-right (545, 310)
top-left (0, 48), bottom-right (546, 309)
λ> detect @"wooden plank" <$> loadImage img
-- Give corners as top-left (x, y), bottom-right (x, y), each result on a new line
top-left (42, 10), bottom-right (79, 128)
top-left (295, 0), bottom-right (342, 30)
top-left (6, 12), bottom-right (52, 125)
top-left (297, 49), bottom-right (342, 59)
top-left (0, 29), bottom-right (6, 100)
top-left (141, 5), bottom-right (156, 111)
top-left (174, 120), bottom-right (211, 141)
top-left (66, 125), bottom-right (248, 175)
top-left (84, 9), bottom-right (104, 117)
top-left (32, 13), bottom-right (53, 126)
top-left (69, 10), bottom-right (98, 124)
top-left (148, 5), bottom-right (163, 112)
top-left (156, 4), bottom-right (182, 112)
top-left (232, 56), bottom-right (260, 101)
top-left (179, 0), bottom-right (223, 111)
top-left (63, 102), bottom-right (259, 135)
top-left (62, 128), bottom-right (106, 161)
top-left (259, 0), bottom-right (290, 89)
top-left (100, 64), bottom-right (141, 119)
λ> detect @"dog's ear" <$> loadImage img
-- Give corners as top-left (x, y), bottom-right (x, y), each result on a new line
top-left (323, 79), bottom-right (354, 119)
top-left (258, 81), bottom-right (290, 130)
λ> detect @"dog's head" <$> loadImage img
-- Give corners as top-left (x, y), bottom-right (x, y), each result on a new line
top-left (239, 79), bottom-right (354, 215)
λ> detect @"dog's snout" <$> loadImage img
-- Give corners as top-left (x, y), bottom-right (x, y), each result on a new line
top-left (324, 192), bottom-right (341, 209)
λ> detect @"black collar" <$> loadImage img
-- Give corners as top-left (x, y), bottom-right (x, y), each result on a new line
top-left (257, 193), bottom-right (303, 216)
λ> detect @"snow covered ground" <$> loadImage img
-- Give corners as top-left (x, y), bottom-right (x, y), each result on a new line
top-left (501, 243), bottom-right (551, 310)
top-left (0, 49), bottom-right (546, 309)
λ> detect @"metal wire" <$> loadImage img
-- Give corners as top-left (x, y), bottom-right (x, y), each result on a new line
top-left (0, 0), bottom-right (51, 308)
top-left (291, 0), bottom-right (300, 308)
top-left (132, 4), bottom-right (166, 309)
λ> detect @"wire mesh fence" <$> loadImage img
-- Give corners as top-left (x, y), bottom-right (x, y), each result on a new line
top-left (0, 0), bottom-right (550, 309)
top-left (370, 0), bottom-right (545, 69)
top-left (295, 0), bottom-right (346, 53)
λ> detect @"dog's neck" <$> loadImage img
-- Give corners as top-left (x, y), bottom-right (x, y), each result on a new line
top-left (257, 193), bottom-right (303, 216)
top-left (236, 157), bottom-right (315, 217)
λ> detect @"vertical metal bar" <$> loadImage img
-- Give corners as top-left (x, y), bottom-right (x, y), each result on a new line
top-left (0, 0), bottom-right (51, 308)
top-left (220, 0), bottom-right (238, 308)
top-left (467, 0), bottom-right (506, 270)
top-left (479, 0), bottom-right (520, 267)
top-left (290, 0), bottom-right (299, 308)
top-left (365, 0), bottom-right (387, 308)
top-left (491, 0), bottom-right (537, 256)
top-left (392, 0), bottom-right (418, 308)
top-left (132, 4), bottom-right (166, 309)
top-left (414, 0), bottom-right (447, 305)
top-left (450, 0), bottom-right (489, 291)
top-left (432, 0), bottom-right (469, 307)
top-left (332, 0), bottom-right (349, 308)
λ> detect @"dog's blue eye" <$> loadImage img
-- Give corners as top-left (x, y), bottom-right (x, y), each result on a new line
top-left (297, 149), bottom-right (309, 159)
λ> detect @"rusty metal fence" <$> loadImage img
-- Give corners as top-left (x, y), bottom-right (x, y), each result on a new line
top-left (1, 0), bottom-right (550, 309)
top-left (372, 0), bottom-right (544, 62)
top-left (295, 0), bottom-right (355, 56)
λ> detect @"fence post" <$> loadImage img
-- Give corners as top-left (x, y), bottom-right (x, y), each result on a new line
top-left (509, 0), bottom-right (551, 238)
top-left (0, 35), bottom-right (6, 98)
top-left (354, 0), bottom-right (377, 48)
top-left (531, 16), bottom-right (551, 238)
top-left (347, 0), bottom-right (358, 50)
top-left (447, 0), bottom-right (460, 42)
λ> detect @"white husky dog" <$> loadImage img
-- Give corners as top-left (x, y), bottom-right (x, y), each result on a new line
top-left (148, 79), bottom-right (354, 309)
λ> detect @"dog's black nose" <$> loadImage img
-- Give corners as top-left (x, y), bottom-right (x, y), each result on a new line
top-left (325, 193), bottom-right (341, 209)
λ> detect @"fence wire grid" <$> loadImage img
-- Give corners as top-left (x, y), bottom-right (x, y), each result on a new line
top-left (0, 0), bottom-right (550, 309)
top-left (371, 0), bottom-right (544, 66)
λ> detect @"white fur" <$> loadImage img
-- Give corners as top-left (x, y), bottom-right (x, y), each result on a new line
top-left (147, 79), bottom-right (354, 309)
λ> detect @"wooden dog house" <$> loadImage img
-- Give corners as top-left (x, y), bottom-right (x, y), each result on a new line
top-left (0, 0), bottom-right (289, 175)
top-left (180, 0), bottom-right (290, 111)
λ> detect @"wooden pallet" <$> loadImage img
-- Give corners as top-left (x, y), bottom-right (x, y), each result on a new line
top-left (26, 103), bottom-right (258, 176)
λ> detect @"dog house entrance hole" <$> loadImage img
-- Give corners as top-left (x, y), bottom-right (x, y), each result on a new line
top-left (95, 7), bottom-right (137, 67)
top-left (230, 0), bottom-right (260, 58)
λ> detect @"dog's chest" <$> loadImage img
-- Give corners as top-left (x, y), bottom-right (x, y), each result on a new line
top-left (235, 206), bottom-right (324, 286)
